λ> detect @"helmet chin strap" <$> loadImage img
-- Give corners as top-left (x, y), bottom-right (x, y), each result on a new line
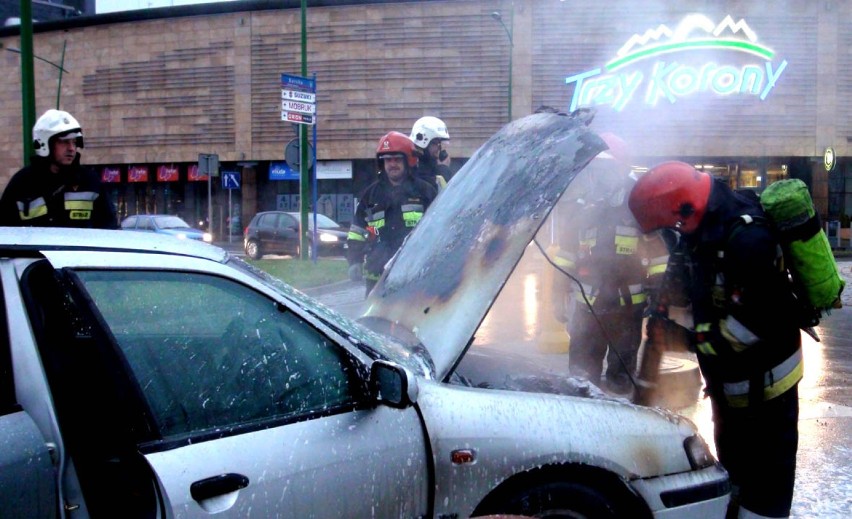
top-left (675, 221), bottom-right (684, 230)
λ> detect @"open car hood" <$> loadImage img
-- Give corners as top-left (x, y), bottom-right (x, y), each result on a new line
top-left (360, 113), bottom-right (606, 380)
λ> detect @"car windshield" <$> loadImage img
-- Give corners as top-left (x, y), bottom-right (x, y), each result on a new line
top-left (154, 216), bottom-right (192, 230)
top-left (225, 255), bottom-right (434, 378)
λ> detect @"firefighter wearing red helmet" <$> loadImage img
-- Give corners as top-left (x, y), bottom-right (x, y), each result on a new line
top-left (552, 133), bottom-right (668, 394)
top-left (346, 131), bottom-right (437, 296)
top-left (629, 161), bottom-right (802, 519)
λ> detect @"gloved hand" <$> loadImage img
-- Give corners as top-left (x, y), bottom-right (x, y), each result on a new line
top-left (348, 263), bottom-right (363, 282)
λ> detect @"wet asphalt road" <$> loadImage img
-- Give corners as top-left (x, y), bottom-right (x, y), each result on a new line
top-left (303, 257), bottom-right (852, 518)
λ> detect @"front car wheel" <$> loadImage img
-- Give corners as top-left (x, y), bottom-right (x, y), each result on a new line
top-left (476, 480), bottom-right (640, 519)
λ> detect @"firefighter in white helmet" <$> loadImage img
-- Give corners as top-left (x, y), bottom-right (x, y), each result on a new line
top-left (0, 109), bottom-right (117, 228)
top-left (409, 116), bottom-right (453, 190)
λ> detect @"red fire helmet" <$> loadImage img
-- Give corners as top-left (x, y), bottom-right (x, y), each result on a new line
top-left (628, 161), bottom-right (713, 234)
top-left (376, 131), bottom-right (417, 168)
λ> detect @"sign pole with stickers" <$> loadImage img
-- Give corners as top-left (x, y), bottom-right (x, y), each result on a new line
top-left (281, 71), bottom-right (316, 260)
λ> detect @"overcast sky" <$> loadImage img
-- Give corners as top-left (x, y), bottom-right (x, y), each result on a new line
top-left (97, 0), bottom-right (238, 14)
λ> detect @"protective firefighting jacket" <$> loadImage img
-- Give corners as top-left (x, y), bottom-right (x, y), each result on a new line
top-left (346, 172), bottom-right (436, 282)
top-left (553, 185), bottom-right (669, 316)
top-left (0, 155), bottom-right (117, 229)
top-left (683, 181), bottom-right (802, 408)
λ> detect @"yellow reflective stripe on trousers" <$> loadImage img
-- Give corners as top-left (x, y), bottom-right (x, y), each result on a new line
top-left (16, 197), bottom-right (47, 220)
top-left (723, 349), bottom-right (804, 407)
top-left (619, 284), bottom-right (646, 305)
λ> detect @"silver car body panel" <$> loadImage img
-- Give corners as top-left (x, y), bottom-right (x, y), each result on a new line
top-left (144, 406), bottom-right (429, 518)
top-left (0, 411), bottom-right (55, 518)
top-left (415, 380), bottom-right (729, 518)
top-left (3, 258), bottom-right (91, 518)
top-left (363, 114), bottom-right (606, 380)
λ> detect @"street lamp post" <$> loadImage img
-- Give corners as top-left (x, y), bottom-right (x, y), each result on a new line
top-left (491, 7), bottom-right (513, 123)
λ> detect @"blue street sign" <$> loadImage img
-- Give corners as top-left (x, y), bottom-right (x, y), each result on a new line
top-left (269, 161), bottom-right (299, 181)
top-left (281, 73), bottom-right (316, 92)
top-left (222, 170), bottom-right (241, 189)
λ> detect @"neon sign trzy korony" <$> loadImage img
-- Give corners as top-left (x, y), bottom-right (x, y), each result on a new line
top-left (565, 14), bottom-right (788, 111)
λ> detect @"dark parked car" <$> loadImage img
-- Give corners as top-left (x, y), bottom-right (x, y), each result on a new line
top-left (120, 214), bottom-right (212, 243)
top-left (243, 211), bottom-right (347, 259)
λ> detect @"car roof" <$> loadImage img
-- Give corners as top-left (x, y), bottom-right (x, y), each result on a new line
top-left (0, 227), bottom-right (227, 262)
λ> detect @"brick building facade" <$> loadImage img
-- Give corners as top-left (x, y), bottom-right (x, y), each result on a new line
top-left (1, 0), bottom-right (850, 236)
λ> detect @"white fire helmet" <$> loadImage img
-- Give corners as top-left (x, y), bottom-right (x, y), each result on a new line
top-left (32, 109), bottom-right (84, 158)
top-left (409, 116), bottom-right (450, 150)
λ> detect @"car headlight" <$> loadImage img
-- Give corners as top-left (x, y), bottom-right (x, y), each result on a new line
top-left (684, 434), bottom-right (716, 469)
top-left (319, 233), bottom-right (338, 243)
top-left (202, 233), bottom-right (213, 243)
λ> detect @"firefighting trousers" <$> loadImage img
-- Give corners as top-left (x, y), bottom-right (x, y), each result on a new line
top-left (711, 385), bottom-right (798, 518)
top-left (567, 307), bottom-right (643, 387)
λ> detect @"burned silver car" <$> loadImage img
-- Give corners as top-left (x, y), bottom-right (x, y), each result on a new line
top-left (1, 114), bottom-right (728, 518)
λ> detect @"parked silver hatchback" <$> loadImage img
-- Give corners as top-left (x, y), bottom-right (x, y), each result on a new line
top-left (0, 115), bottom-right (729, 518)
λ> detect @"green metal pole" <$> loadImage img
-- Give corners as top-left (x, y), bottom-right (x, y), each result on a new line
top-left (299, 0), bottom-right (309, 260)
top-left (508, 4), bottom-right (513, 123)
top-left (20, 0), bottom-right (36, 165)
top-left (56, 40), bottom-right (66, 108)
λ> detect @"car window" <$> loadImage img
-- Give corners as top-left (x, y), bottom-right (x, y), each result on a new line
top-left (279, 213), bottom-right (297, 230)
top-left (137, 217), bottom-right (152, 231)
top-left (72, 270), bottom-right (362, 438)
top-left (258, 213), bottom-right (277, 228)
top-left (153, 216), bottom-right (190, 229)
top-left (120, 216), bottom-right (137, 230)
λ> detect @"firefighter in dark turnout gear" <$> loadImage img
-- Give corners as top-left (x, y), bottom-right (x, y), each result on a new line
top-left (409, 116), bottom-right (452, 191)
top-left (0, 109), bottom-right (117, 229)
top-left (347, 131), bottom-right (437, 296)
top-left (629, 161), bottom-right (802, 519)
top-left (553, 133), bottom-right (668, 394)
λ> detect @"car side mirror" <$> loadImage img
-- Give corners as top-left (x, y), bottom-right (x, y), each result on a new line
top-left (369, 360), bottom-right (418, 408)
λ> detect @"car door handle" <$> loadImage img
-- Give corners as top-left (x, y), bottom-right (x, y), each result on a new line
top-left (190, 473), bottom-right (250, 501)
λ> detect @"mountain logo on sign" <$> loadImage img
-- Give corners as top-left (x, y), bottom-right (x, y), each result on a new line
top-left (565, 14), bottom-right (787, 112)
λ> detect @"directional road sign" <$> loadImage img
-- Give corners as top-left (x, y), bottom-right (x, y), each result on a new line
top-left (280, 73), bottom-right (316, 126)
top-left (281, 73), bottom-right (316, 92)
top-left (282, 99), bottom-right (316, 115)
top-left (222, 171), bottom-right (241, 190)
top-left (282, 89), bottom-right (316, 103)
top-left (282, 111), bottom-right (315, 125)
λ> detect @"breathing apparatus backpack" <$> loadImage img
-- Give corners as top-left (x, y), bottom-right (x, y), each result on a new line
top-left (747, 179), bottom-right (845, 328)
